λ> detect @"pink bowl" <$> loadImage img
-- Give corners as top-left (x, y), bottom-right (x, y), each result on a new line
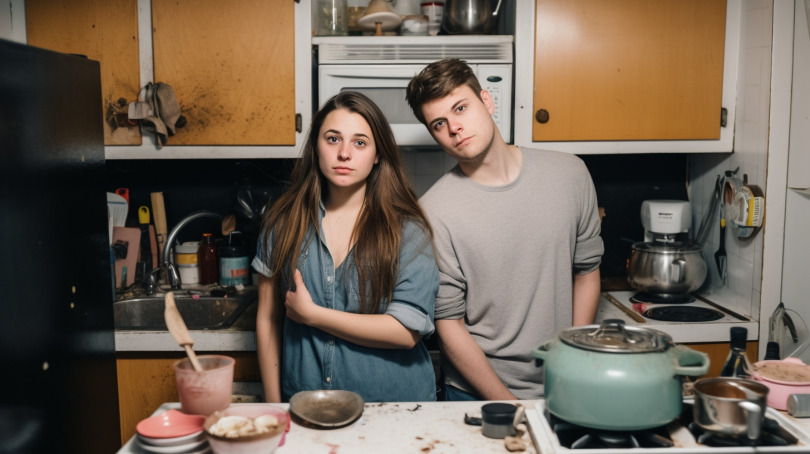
top-left (752, 358), bottom-right (810, 410)
top-left (203, 404), bottom-right (291, 454)
top-left (136, 409), bottom-right (206, 439)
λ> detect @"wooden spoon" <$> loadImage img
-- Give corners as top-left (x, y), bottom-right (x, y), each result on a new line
top-left (164, 291), bottom-right (203, 372)
top-left (221, 214), bottom-right (236, 237)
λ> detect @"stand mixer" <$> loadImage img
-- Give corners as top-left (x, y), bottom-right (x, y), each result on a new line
top-left (640, 200), bottom-right (691, 243)
top-left (627, 200), bottom-right (708, 302)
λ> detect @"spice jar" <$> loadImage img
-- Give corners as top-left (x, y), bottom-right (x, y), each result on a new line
top-left (198, 233), bottom-right (218, 285)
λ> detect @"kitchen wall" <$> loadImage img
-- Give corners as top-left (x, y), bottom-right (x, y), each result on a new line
top-left (690, 0), bottom-right (774, 318)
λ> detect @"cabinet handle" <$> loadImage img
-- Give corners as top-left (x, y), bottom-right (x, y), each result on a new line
top-left (535, 109), bottom-right (549, 124)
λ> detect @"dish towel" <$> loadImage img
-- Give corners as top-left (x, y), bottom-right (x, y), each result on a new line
top-left (128, 82), bottom-right (187, 148)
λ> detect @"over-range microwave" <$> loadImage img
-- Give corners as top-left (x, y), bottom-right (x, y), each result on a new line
top-left (314, 36), bottom-right (513, 146)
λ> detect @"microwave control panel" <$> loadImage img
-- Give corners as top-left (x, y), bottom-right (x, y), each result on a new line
top-left (475, 64), bottom-right (513, 143)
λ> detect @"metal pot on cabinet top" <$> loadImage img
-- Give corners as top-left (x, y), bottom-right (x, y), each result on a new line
top-left (441, 0), bottom-right (503, 34)
top-left (532, 319), bottom-right (710, 431)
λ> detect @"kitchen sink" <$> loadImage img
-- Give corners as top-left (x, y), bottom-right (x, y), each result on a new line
top-left (114, 290), bottom-right (258, 330)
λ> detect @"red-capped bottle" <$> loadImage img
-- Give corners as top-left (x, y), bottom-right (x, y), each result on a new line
top-left (198, 233), bottom-right (218, 285)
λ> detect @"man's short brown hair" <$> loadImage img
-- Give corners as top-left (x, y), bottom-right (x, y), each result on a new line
top-left (405, 58), bottom-right (483, 126)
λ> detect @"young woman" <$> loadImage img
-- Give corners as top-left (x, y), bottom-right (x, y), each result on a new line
top-left (253, 92), bottom-right (439, 403)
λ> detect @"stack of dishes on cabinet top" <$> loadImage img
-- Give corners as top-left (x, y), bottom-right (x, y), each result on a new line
top-left (136, 409), bottom-right (210, 454)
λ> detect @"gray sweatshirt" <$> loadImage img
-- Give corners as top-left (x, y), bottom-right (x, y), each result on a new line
top-left (419, 147), bottom-right (604, 399)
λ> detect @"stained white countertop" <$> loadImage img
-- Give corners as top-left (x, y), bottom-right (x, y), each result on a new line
top-left (117, 401), bottom-right (537, 454)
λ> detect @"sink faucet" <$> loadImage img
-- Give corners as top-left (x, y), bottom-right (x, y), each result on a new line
top-left (145, 210), bottom-right (223, 295)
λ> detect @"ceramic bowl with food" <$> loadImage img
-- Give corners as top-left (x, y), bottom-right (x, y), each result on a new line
top-left (203, 404), bottom-right (290, 454)
top-left (752, 358), bottom-right (810, 410)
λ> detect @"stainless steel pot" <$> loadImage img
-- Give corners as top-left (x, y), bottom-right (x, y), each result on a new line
top-left (627, 241), bottom-right (707, 297)
top-left (441, 0), bottom-right (503, 34)
top-left (693, 378), bottom-right (769, 440)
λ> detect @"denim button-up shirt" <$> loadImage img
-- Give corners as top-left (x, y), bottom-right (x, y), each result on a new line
top-left (253, 202), bottom-right (439, 402)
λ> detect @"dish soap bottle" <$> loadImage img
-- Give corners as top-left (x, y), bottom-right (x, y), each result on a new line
top-left (219, 231), bottom-right (249, 287)
top-left (720, 327), bottom-right (753, 378)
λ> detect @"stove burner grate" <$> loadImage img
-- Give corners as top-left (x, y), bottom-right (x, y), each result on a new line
top-left (643, 305), bottom-right (724, 322)
top-left (631, 292), bottom-right (696, 305)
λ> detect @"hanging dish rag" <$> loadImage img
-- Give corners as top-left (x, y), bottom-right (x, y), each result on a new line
top-left (128, 82), bottom-right (187, 148)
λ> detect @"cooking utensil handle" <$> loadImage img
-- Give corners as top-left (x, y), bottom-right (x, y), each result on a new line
top-left (493, 0), bottom-right (503, 15)
top-left (532, 340), bottom-right (554, 360)
top-left (671, 345), bottom-right (710, 376)
top-left (738, 401), bottom-right (762, 440)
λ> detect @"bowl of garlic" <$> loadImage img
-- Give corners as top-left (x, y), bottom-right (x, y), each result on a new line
top-left (203, 404), bottom-right (290, 454)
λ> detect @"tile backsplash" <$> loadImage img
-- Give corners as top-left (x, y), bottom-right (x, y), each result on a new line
top-left (690, 0), bottom-right (773, 318)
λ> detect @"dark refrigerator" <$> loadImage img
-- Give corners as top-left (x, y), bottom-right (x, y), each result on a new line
top-left (0, 39), bottom-right (120, 452)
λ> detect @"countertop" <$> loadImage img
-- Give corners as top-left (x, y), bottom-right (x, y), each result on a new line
top-left (115, 293), bottom-right (751, 352)
top-left (117, 400), bottom-right (810, 454)
top-left (117, 401), bottom-right (537, 454)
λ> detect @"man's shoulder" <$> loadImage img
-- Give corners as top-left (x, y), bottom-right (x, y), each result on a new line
top-left (521, 146), bottom-right (588, 174)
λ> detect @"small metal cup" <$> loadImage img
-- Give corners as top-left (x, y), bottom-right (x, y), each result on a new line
top-left (693, 378), bottom-right (769, 440)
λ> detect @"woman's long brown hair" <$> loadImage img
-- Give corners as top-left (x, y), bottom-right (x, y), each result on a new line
top-left (261, 91), bottom-right (433, 314)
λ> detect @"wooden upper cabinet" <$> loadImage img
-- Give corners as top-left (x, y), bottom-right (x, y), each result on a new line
top-left (26, 0), bottom-right (142, 146)
top-left (532, 0), bottom-right (727, 142)
top-left (152, 0), bottom-right (295, 145)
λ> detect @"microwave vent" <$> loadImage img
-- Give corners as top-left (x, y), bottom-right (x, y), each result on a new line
top-left (314, 36), bottom-right (513, 64)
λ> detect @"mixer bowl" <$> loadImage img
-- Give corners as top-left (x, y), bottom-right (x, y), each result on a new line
top-left (627, 241), bottom-right (707, 297)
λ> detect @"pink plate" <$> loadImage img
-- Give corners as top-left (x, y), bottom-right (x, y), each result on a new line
top-left (137, 409), bottom-right (206, 439)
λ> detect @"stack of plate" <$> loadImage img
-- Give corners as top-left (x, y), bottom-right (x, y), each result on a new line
top-left (136, 409), bottom-right (210, 454)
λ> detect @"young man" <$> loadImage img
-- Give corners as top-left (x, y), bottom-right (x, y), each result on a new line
top-left (406, 59), bottom-right (604, 400)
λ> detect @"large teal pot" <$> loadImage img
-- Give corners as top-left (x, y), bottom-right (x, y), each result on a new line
top-left (532, 321), bottom-right (709, 431)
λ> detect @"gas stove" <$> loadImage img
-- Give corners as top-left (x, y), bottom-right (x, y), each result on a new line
top-left (526, 400), bottom-right (810, 453)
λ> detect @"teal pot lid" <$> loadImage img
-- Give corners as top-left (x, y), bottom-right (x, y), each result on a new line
top-left (559, 320), bottom-right (673, 354)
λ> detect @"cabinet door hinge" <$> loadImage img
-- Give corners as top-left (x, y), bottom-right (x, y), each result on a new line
top-left (295, 113), bottom-right (302, 133)
top-left (720, 108), bottom-right (728, 128)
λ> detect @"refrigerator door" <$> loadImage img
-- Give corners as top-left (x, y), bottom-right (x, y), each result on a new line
top-left (0, 39), bottom-right (119, 453)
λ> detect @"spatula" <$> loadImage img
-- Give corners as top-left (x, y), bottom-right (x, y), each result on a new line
top-left (164, 292), bottom-right (203, 372)
top-left (714, 218), bottom-right (727, 284)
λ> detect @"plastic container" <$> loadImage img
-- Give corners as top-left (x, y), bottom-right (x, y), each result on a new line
top-left (176, 241), bottom-right (200, 285)
top-left (313, 0), bottom-right (348, 36)
top-left (481, 403), bottom-right (516, 439)
top-left (173, 355), bottom-right (235, 417)
top-left (401, 15), bottom-right (429, 35)
top-left (421, 2), bottom-right (444, 35)
top-left (219, 232), bottom-right (250, 287)
top-left (198, 234), bottom-right (218, 285)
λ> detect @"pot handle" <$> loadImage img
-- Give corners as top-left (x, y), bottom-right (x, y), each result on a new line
top-left (671, 345), bottom-right (710, 376)
top-left (738, 401), bottom-right (762, 440)
top-left (532, 340), bottom-right (555, 361)
top-left (670, 259), bottom-right (686, 283)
